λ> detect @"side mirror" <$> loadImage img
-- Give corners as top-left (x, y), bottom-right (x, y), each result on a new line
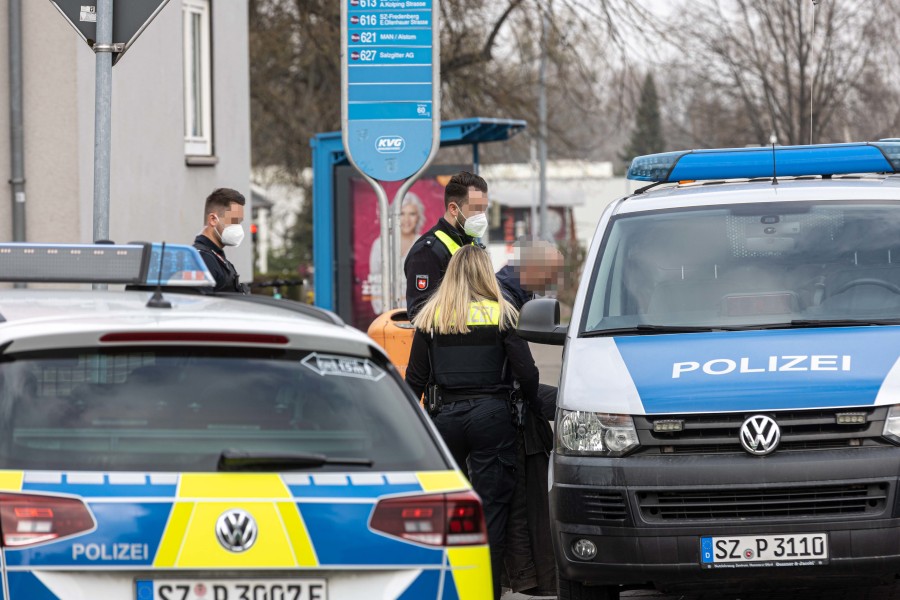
top-left (517, 298), bottom-right (568, 345)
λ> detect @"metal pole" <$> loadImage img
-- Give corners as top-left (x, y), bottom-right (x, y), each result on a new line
top-left (8, 0), bottom-right (25, 245)
top-left (93, 0), bottom-right (113, 244)
top-left (530, 138), bottom-right (538, 239)
top-left (538, 9), bottom-right (549, 240)
top-left (389, 1), bottom-right (442, 312)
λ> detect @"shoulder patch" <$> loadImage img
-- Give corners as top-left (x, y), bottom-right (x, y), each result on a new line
top-left (416, 275), bottom-right (429, 291)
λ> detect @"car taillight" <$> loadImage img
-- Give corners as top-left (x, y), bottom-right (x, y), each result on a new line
top-left (0, 493), bottom-right (95, 547)
top-left (369, 490), bottom-right (486, 547)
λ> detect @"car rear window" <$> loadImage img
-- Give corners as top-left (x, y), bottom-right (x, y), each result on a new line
top-left (0, 347), bottom-right (447, 472)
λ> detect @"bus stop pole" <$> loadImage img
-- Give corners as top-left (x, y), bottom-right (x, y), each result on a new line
top-left (390, 6), bottom-right (441, 311)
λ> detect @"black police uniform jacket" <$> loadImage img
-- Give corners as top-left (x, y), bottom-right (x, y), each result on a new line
top-left (403, 218), bottom-right (477, 319)
top-left (193, 234), bottom-right (248, 294)
top-left (405, 301), bottom-right (540, 410)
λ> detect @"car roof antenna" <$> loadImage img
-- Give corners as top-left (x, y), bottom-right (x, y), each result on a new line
top-left (770, 133), bottom-right (779, 186)
top-left (146, 242), bottom-right (172, 309)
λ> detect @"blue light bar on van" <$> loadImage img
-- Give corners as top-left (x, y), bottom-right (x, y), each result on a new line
top-left (627, 141), bottom-right (900, 182)
top-left (0, 243), bottom-right (215, 286)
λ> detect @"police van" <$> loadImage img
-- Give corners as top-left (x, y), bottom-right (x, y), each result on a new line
top-left (517, 141), bottom-right (900, 598)
top-left (0, 243), bottom-right (490, 599)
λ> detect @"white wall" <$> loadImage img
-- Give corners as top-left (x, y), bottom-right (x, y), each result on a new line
top-left (0, 0), bottom-right (252, 279)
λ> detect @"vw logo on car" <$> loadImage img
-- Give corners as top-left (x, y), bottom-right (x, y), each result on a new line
top-left (739, 415), bottom-right (781, 456)
top-left (215, 509), bottom-right (258, 553)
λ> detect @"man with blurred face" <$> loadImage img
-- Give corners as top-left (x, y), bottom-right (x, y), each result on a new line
top-left (497, 240), bottom-right (564, 310)
top-left (404, 171), bottom-right (489, 318)
top-left (497, 239), bottom-right (564, 596)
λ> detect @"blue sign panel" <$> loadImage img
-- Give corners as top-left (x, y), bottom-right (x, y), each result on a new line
top-left (344, 0), bottom-right (437, 182)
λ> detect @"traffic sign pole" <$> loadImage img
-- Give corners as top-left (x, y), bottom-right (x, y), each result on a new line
top-left (93, 0), bottom-right (112, 248)
top-left (48, 0), bottom-right (171, 257)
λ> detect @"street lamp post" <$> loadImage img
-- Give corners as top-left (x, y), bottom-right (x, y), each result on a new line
top-left (537, 8), bottom-right (549, 240)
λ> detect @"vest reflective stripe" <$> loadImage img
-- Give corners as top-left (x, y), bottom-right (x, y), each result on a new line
top-left (467, 301), bottom-right (500, 326)
top-left (435, 301), bottom-right (502, 327)
top-left (434, 230), bottom-right (462, 255)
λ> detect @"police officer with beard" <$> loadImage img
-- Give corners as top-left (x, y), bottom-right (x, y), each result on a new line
top-left (405, 245), bottom-right (540, 600)
top-left (404, 171), bottom-right (489, 319)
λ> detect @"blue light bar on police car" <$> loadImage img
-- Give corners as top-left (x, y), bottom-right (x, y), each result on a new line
top-left (0, 243), bottom-right (215, 286)
top-left (627, 140), bottom-right (900, 182)
top-left (145, 243), bottom-right (216, 287)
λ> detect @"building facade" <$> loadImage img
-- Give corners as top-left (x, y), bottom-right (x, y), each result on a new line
top-left (0, 0), bottom-right (251, 277)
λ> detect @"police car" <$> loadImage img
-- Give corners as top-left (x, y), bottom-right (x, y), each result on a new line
top-left (517, 141), bottom-right (900, 598)
top-left (0, 242), bottom-right (490, 599)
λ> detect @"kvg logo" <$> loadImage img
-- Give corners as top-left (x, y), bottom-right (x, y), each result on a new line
top-left (375, 136), bottom-right (406, 154)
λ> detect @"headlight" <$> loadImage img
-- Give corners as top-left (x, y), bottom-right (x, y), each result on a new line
top-left (883, 405), bottom-right (900, 444)
top-left (556, 409), bottom-right (640, 457)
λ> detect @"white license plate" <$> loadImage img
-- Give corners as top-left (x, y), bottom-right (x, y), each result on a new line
top-left (135, 579), bottom-right (327, 600)
top-left (701, 533), bottom-right (828, 567)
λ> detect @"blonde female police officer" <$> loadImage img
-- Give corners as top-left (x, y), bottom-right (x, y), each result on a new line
top-left (405, 245), bottom-right (540, 599)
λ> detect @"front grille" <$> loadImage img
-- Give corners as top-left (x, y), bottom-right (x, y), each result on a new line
top-left (556, 487), bottom-right (628, 524)
top-left (635, 407), bottom-right (890, 455)
top-left (638, 482), bottom-right (889, 522)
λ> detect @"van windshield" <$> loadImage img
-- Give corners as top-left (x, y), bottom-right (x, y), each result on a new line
top-left (0, 347), bottom-right (446, 472)
top-left (582, 202), bottom-right (900, 334)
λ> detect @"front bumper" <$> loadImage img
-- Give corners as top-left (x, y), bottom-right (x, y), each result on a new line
top-left (550, 446), bottom-right (900, 590)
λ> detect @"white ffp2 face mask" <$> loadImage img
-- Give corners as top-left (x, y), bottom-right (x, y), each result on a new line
top-left (462, 212), bottom-right (488, 238)
top-left (219, 224), bottom-right (245, 247)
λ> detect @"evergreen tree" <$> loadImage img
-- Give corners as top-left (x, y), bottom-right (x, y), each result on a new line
top-left (621, 73), bottom-right (666, 166)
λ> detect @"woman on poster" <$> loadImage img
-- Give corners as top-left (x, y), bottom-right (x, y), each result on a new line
top-left (368, 192), bottom-right (426, 314)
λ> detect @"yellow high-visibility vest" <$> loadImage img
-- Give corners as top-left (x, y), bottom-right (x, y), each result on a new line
top-left (434, 230), bottom-right (473, 256)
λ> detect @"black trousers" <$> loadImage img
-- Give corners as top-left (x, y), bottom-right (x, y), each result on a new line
top-left (432, 396), bottom-right (517, 600)
top-left (503, 383), bottom-right (558, 594)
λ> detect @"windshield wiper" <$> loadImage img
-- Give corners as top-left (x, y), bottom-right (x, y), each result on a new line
top-left (582, 324), bottom-right (724, 337)
top-left (217, 449), bottom-right (373, 472)
top-left (786, 318), bottom-right (900, 328)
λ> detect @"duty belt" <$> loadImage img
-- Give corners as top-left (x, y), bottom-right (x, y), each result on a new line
top-left (440, 391), bottom-right (506, 404)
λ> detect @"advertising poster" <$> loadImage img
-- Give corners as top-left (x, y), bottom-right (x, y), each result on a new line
top-left (351, 176), bottom-right (448, 329)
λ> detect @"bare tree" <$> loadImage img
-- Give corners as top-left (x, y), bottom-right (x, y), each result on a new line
top-left (666, 0), bottom-right (889, 146)
top-left (249, 0), bottom-right (660, 272)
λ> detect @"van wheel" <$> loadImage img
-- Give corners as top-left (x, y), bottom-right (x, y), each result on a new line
top-left (558, 576), bottom-right (619, 600)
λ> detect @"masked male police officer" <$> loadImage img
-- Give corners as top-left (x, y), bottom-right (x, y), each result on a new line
top-left (404, 171), bottom-right (489, 318)
top-left (193, 187), bottom-right (250, 294)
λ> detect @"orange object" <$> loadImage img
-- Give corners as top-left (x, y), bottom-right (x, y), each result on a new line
top-left (367, 308), bottom-right (416, 378)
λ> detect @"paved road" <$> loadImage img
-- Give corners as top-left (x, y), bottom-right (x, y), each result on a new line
top-left (529, 342), bottom-right (562, 386)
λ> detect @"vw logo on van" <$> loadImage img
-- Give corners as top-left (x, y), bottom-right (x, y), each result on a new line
top-left (215, 509), bottom-right (258, 553)
top-left (739, 415), bottom-right (781, 456)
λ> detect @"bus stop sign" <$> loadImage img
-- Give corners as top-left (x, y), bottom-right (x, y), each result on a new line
top-left (49, 0), bottom-right (171, 65)
top-left (342, 0), bottom-right (439, 182)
